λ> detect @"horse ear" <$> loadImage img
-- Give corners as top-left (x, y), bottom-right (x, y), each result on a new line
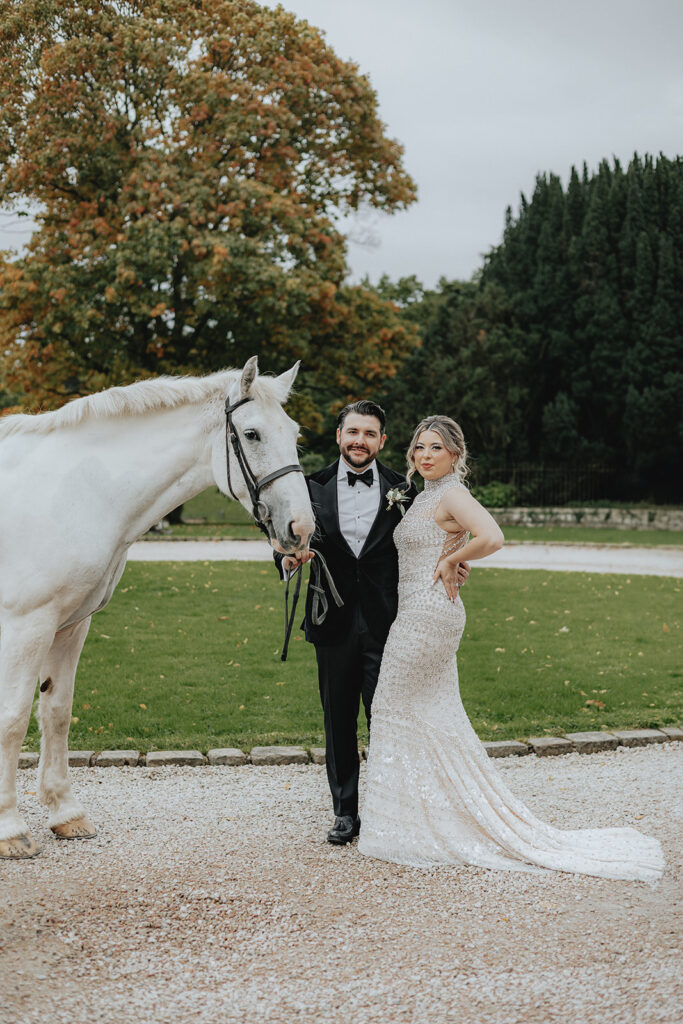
top-left (240, 356), bottom-right (258, 398)
top-left (275, 361), bottom-right (300, 401)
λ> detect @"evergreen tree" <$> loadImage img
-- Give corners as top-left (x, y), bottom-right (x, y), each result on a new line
top-left (373, 280), bottom-right (528, 474)
top-left (481, 152), bottom-right (682, 500)
top-left (314, 153), bottom-right (681, 500)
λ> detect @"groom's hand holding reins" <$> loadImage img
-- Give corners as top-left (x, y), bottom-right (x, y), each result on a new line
top-left (282, 550), bottom-right (316, 573)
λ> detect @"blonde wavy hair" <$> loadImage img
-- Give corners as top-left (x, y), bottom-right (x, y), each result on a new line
top-left (406, 415), bottom-right (469, 486)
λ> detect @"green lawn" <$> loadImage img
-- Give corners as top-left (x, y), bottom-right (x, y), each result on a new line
top-left (181, 488), bottom-right (254, 523)
top-left (147, 522), bottom-right (683, 545)
top-left (23, 563), bottom-right (681, 752)
top-left (501, 525), bottom-right (683, 547)
top-left (146, 522), bottom-right (261, 539)
top-left (147, 489), bottom-right (260, 539)
top-left (148, 488), bottom-right (683, 546)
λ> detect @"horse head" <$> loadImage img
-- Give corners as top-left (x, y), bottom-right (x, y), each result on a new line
top-left (212, 357), bottom-right (314, 554)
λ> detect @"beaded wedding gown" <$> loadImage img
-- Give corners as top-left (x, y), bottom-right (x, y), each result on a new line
top-left (358, 473), bottom-right (664, 881)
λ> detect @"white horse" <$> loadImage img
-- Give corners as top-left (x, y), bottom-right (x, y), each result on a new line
top-left (0, 357), bottom-right (314, 858)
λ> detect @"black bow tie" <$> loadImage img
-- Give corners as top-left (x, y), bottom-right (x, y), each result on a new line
top-left (347, 468), bottom-right (373, 488)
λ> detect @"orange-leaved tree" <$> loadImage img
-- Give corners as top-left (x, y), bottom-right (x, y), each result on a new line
top-left (0, 0), bottom-right (418, 423)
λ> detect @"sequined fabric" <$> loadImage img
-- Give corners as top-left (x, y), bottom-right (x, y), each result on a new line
top-left (359, 472), bottom-right (664, 880)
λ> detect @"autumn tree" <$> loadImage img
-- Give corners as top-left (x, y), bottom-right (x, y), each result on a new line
top-left (0, 0), bottom-right (417, 423)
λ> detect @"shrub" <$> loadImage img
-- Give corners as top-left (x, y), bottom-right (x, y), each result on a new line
top-left (472, 480), bottom-right (518, 508)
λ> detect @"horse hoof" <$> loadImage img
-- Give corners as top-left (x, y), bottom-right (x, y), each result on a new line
top-left (0, 834), bottom-right (42, 859)
top-left (51, 817), bottom-right (97, 840)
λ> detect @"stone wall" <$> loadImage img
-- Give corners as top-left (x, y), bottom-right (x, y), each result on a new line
top-left (490, 507), bottom-right (683, 530)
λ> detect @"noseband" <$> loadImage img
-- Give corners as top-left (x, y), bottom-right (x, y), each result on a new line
top-left (224, 395), bottom-right (304, 537)
top-left (225, 392), bottom-right (343, 663)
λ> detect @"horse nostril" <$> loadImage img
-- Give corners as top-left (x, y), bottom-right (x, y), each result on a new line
top-left (288, 522), bottom-right (301, 546)
top-left (289, 518), bottom-right (311, 547)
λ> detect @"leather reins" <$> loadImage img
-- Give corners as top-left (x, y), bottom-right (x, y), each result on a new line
top-left (224, 392), bottom-right (343, 661)
top-left (281, 550), bottom-right (344, 661)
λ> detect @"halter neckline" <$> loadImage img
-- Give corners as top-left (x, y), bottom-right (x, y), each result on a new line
top-left (423, 471), bottom-right (460, 493)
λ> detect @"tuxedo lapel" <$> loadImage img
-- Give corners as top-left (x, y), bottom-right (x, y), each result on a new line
top-left (310, 460), bottom-right (355, 558)
top-left (358, 465), bottom-right (395, 558)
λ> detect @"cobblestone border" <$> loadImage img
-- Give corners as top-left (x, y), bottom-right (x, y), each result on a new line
top-left (16, 727), bottom-right (682, 769)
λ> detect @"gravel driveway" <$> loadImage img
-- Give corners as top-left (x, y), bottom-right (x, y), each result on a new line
top-left (128, 538), bottom-right (683, 576)
top-left (2, 744), bottom-right (680, 1024)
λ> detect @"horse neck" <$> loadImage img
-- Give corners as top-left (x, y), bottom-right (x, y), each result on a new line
top-left (88, 398), bottom-right (224, 539)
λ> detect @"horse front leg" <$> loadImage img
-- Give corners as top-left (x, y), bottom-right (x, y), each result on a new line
top-left (0, 612), bottom-right (59, 859)
top-left (37, 617), bottom-right (96, 841)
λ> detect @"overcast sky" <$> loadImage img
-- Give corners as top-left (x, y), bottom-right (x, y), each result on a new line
top-left (1, 0), bottom-right (681, 288)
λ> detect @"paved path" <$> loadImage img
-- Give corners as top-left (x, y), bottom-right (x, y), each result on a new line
top-left (129, 538), bottom-right (683, 576)
top-left (2, 745), bottom-right (680, 1024)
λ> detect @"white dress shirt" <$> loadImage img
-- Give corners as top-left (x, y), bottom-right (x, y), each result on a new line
top-left (337, 459), bottom-right (380, 557)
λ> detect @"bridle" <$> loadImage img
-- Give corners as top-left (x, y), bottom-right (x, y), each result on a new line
top-left (224, 393), bottom-right (304, 538)
top-left (224, 390), bottom-right (344, 662)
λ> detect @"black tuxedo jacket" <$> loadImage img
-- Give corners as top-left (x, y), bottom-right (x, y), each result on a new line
top-left (283, 459), bottom-right (417, 646)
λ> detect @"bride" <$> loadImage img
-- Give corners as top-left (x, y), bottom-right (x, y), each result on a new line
top-left (358, 415), bottom-right (664, 881)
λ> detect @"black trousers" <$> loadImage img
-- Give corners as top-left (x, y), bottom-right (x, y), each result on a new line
top-left (314, 604), bottom-right (385, 818)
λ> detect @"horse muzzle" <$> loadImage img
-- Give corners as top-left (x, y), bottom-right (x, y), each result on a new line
top-left (270, 515), bottom-right (314, 554)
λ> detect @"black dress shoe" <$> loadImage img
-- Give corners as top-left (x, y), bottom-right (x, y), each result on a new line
top-left (327, 815), bottom-right (361, 845)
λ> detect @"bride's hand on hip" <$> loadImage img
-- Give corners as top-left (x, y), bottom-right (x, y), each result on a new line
top-left (432, 556), bottom-right (465, 602)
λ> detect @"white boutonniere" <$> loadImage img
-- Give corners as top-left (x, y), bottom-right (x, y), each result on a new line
top-left (386, 487), bottom-right (410, 516)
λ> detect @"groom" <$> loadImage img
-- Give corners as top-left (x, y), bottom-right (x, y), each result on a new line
top-left (276, 401), bottom-right (417, 844)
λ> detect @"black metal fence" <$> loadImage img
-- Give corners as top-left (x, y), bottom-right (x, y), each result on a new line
top-left (469, 461), bottom-right (620, 507)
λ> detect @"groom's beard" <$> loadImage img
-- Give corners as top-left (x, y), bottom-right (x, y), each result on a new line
top-left (340, 442), bottom-right (375, 469)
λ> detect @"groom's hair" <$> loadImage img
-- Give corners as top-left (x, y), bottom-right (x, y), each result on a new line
top-left (337, 400), bottom-right (386, 433)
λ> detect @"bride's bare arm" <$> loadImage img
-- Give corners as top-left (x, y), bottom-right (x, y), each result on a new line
top-left (432, 488), bottom-right (503, 599)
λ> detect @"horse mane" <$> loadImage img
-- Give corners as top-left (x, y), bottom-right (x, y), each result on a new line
top-left (0, 368), bottom-right (287, 440)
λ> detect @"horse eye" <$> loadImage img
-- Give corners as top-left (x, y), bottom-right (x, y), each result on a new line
top-left (244, 429), bottom-right (260, 442)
